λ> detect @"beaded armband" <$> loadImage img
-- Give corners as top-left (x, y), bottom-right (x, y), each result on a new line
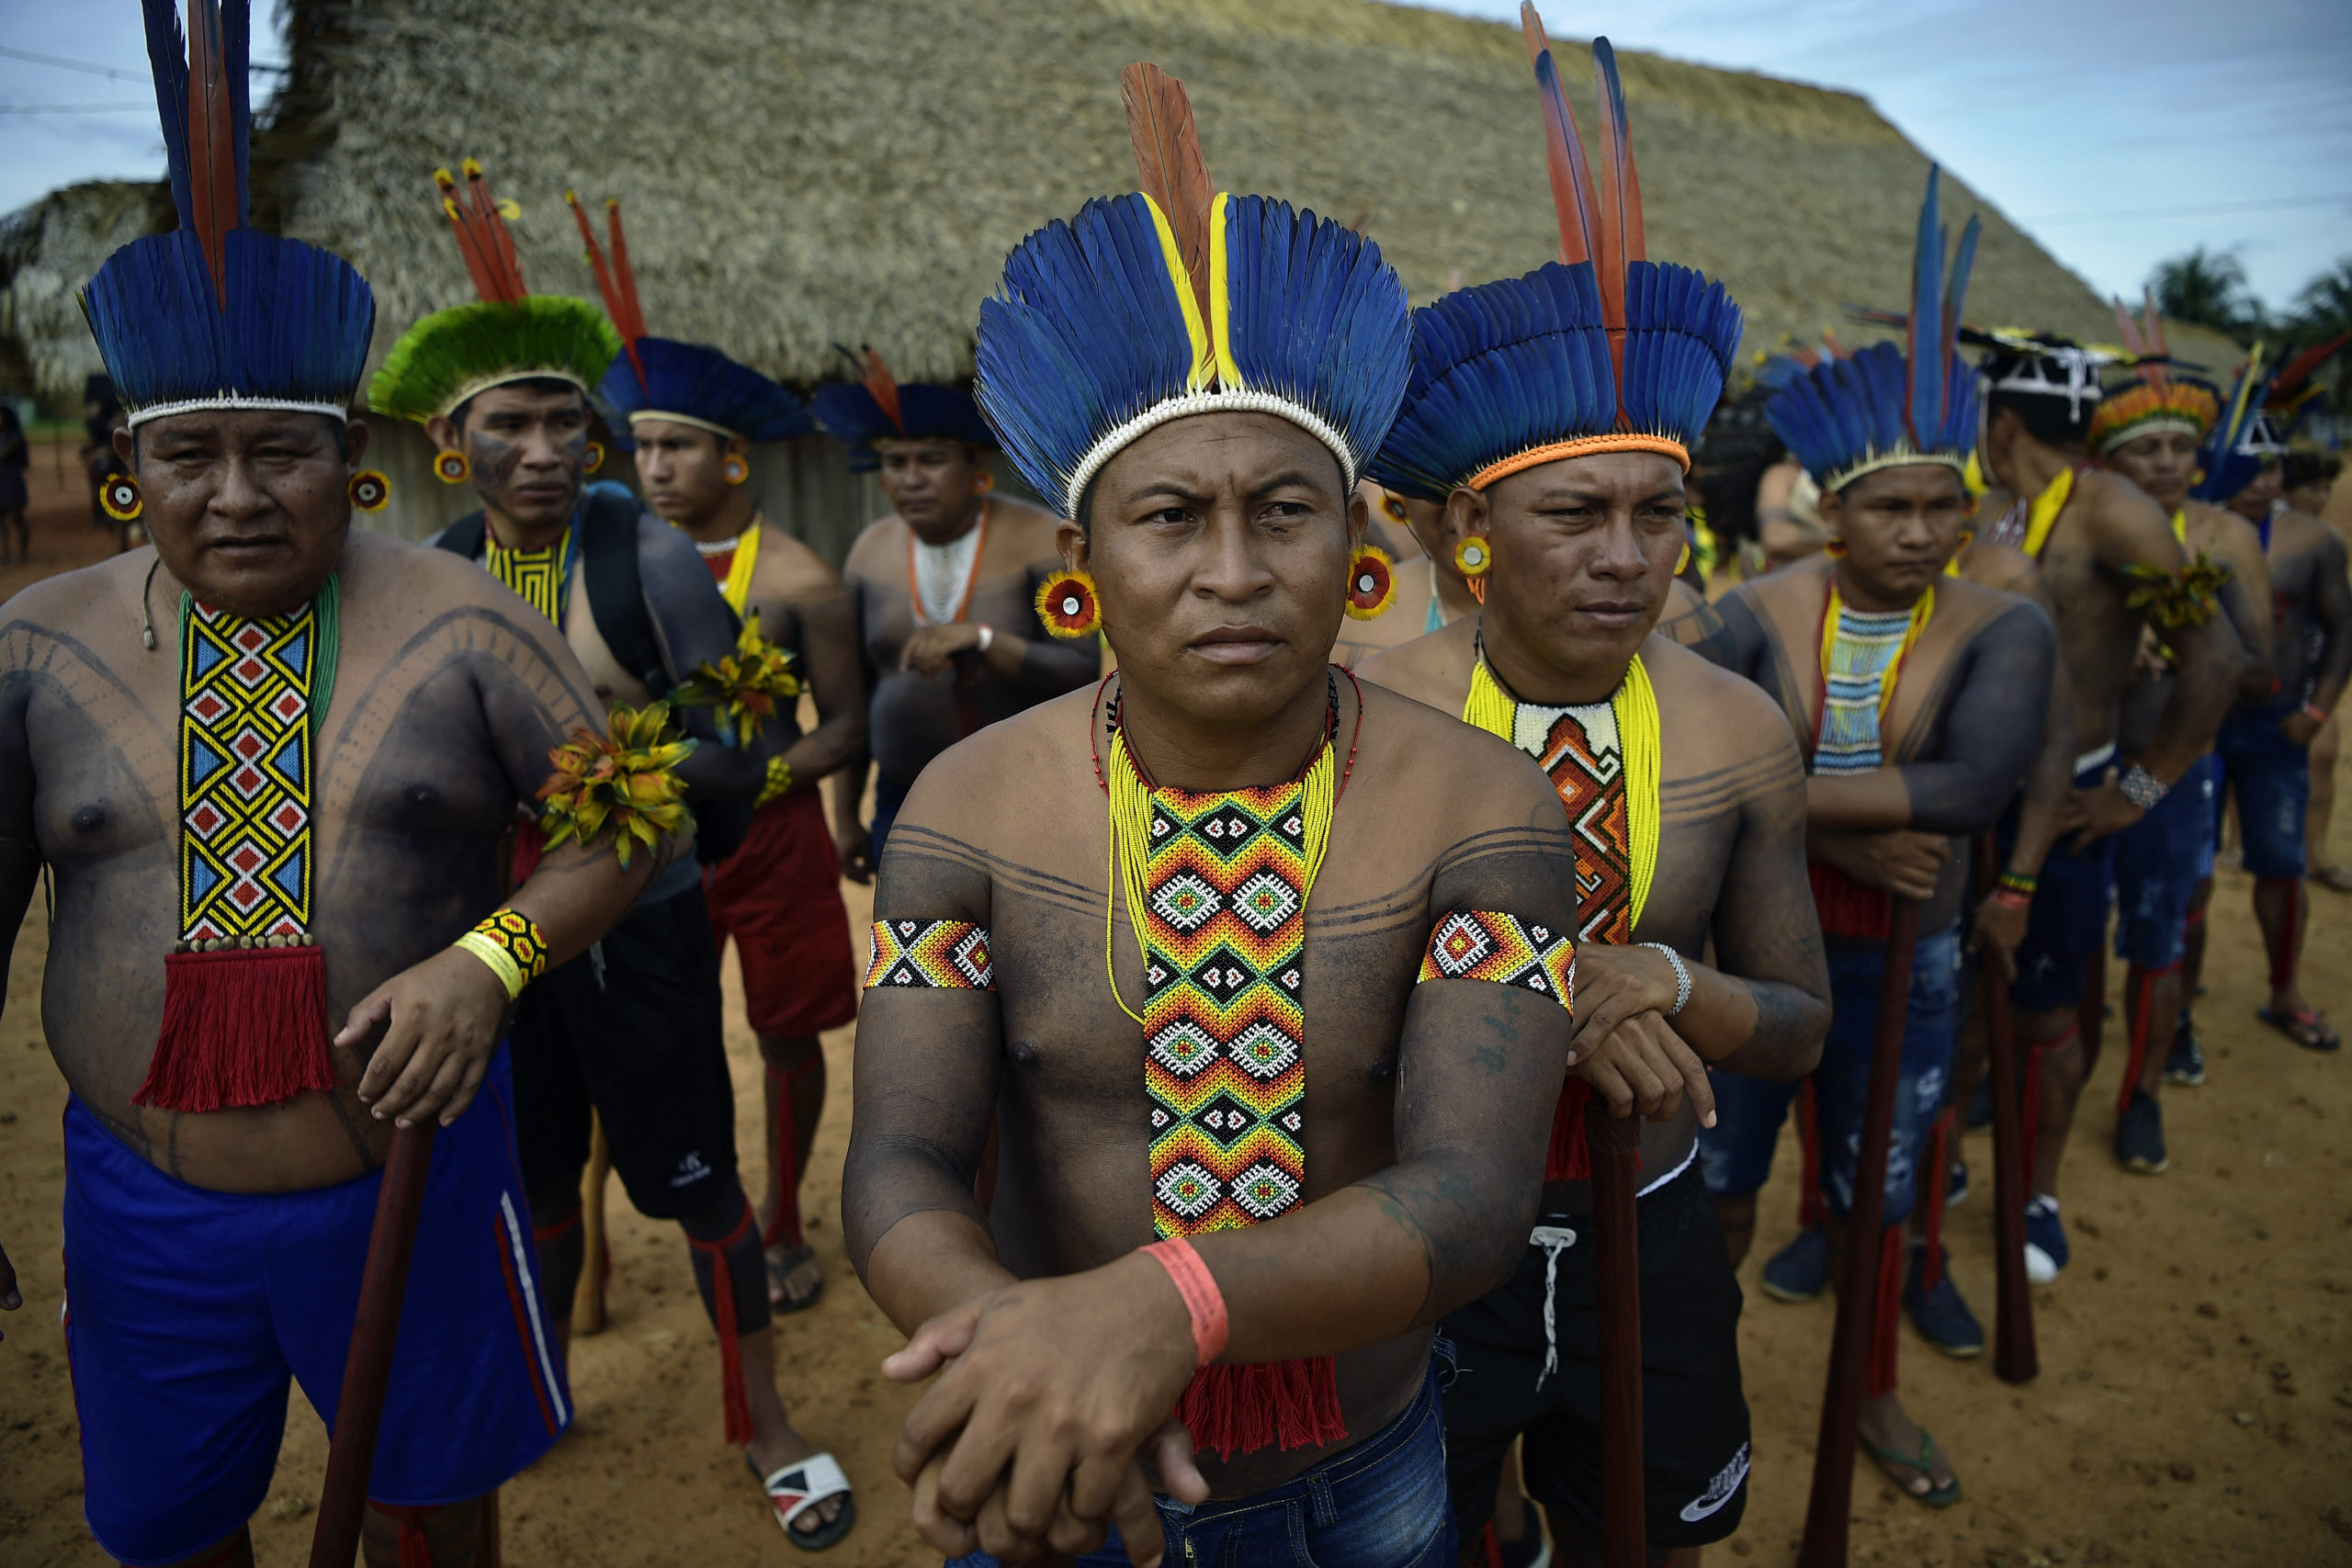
top-left (1996, 869), bottom-right (2039, 897)
top-left (455, 910), bottom-right (549, 1001)
top-left (865, 919), bottom-right (995, 990)
top-left (668, 614), bottom-right (803, 748)
top-left (536, 702), bottom-right (696, 871)
top-left (755, 756), bottom-right (794, 807)
top-left (2118, 556), bottom-right (2227, 631)
top-left (1416, 911), bottom-right (1574, 1010)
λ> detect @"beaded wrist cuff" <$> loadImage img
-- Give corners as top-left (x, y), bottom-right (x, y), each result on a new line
top-left (1638, 942), bottom-right (1693, 1017)
top-left (2118, 764), bottom-right (2168, 811)
top-left (1996, 869), bottom-right (2039, 896)
top-left (755, 755), bottom-right (794, 807)
top-left (455, 910), bottom-right (549, 1001)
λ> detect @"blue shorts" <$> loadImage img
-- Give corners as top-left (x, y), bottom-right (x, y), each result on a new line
top-left (63, 1052), bottom-right (569, 1564)
top-left (947, 1358), bottom-right (1456, 1568)
top-left (2003, 758), bottom-right (2120, 1015)
top-left (2112, 753), bottom-right (2220, 970)
top-left (869, 772), bottom-right (914, 864)
top-left (1701, 925), bottom-right (1962, 1227)
top-left (2215, 699), bottom-right (2311, 880)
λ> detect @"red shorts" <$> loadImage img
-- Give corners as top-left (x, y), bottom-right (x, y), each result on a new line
top-left (704, 789), bottom-right (859, 1038)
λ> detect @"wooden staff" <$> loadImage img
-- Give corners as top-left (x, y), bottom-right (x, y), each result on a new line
top-left (1974, 836), bottom-right (2039, 1384)
top-left (571, 1114), bottom-right (613, 1334)
top-left (1584, 1100), bottom-right (1645, 1568)
top-left (952, 649), bottom-right (985, 740)
top-left (1796, 897), bottom-right (1918, 1568)
top-left (310, 1122), bottom-right (437, 1568)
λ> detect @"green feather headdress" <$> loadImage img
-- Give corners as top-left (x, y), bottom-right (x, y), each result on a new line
top-left (365, 160), bottom-right (621, 423)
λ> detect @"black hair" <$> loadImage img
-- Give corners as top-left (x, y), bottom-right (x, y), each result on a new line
top-left (1987, 387), bottom-right (2093, 449)
top-left (1691, 385), bottom-right (1786, 543)
top-left (448, 376), bottom-right (585, 431)
top-left (2282, 450), bottom-right (2343, 491)
top-left (1834, 460), bottom-right (1968, 503)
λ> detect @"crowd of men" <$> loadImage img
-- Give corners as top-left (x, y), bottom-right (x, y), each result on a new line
top-left (0, 3), bottom-right (2345, 1566)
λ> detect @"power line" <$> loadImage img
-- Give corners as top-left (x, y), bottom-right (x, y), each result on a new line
top-left (0, 103), bottom-right (152, 115)
top-left (2026, 193), bottom-right (2352, 226)
top-left (0, 43), bottom-right (287, 79)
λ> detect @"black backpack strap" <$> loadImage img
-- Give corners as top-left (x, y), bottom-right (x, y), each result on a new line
top-left (579, 490), bottom-right (668, 692)
top-left (435, 511), bottom-right (488, 561)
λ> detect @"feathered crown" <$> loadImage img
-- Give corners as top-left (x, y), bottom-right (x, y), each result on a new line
top-left (2259, 332), bottom-right (2350, 443)
top-left (1762, 167), bottom-right (1979, 491)
top-left (975, 62), bottom-right (1411, 519)
top-left (562, 194), bottom-right (810, 446)
top-left (2086, 292), bottom-right (2221, 456)
top-left (2191, 346), bottom-right (2277, 502)
top-left (811, 348), bottom-right (993, 472)
top-left (366, 160), bottom-right (620, 424)
top-left (1369, 10), bottom-right (1739, 502)
top-left (80, 0), bottom-right (374, 429)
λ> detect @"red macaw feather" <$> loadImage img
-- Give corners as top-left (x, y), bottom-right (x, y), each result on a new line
top-left (568, 191), bottom-right (646, 387)
top-left (1521, 4), bottom-right (1599, 268)
top-left (436, 169), bottom-right (503, 304)
top-left (861, 348), bottom-right (905, 435)
top-left (1121, 62), bottom-right (1216, 326)
top-left (184, 0), bottom-right (237, 302)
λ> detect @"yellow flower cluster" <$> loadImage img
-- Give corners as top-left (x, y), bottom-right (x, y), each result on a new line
top-left (537, 702), bottom-right (697, 870)
top-left (669, 613), bottom-right (804, 748)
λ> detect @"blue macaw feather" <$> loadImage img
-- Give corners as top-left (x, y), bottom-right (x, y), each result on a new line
top-left (598, 340), bottom-right (810, 446)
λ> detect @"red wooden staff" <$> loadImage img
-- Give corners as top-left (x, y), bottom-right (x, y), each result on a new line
top-left (1974, 836), bottom-right (2039, 1385)
top-left (310, 1122), bottom-right (437, 1568)
top-left (1584, 1100), bottom-right (1645, 1568)
top-left (1796, 897), bottom-right (1918, 1568)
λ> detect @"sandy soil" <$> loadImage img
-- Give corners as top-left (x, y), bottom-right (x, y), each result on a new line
top-left (2, 447), bottom-right (2347, 1563)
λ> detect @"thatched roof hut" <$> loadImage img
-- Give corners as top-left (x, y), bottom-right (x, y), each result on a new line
top-left (0, 0), bottom-right (2248, 551)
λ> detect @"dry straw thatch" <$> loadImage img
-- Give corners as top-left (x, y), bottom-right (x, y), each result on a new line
top-left (0, 0), bottom-right (2248, 523)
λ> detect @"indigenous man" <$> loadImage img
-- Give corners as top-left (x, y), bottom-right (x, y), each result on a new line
top-left (571, 194), bottom-right (866, 1312)
top-left (2210, 388), bottom-right (2352, 1052)
top-left (1969, 331), bottom-right (2236, 1280)
top-left (819, 355), bottom-right (1100, 880)
top-left (843, 65), bottom-right (1650, 1568)
top-left (368, 164), bottom-right (852, 1546)
top-left (1361, 28), bottom-right (1830, 1563)
top-left (0, 12), bottom-right (662, 1561)
top-left (1706, 173), bottom-right (2055, 1506)
top-left (2281, 450), bottom-right (2350, 893)
top-left (2088, 312), bottom-right (2273, 1162)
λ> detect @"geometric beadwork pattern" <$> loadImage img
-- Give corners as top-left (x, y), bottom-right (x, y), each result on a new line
top-left (487, 526), bottom-right (573, 626)
top-left (1518, 700), bottom-right (1633, 944)
top-left (178, 599), bottom-right (321, 942)
top-left (1417, 910), bottom-right (1575, 1010)
top-left (864, 919), bottom-right (994, 990)
top-left (1139, 783), bottom-right (1313, 1239)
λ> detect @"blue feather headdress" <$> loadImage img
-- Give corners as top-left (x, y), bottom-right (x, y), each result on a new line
top-left (811, 349), bottom-right (993, 472)
top-left (563, 194), bottom-right (809, 446)
top-left (80, 0), bottom-right (373, 429)
top-left (974, 63), bottom-right (1410, 519)
top-left (1370, 15), bottom-right (1738, 502)
top-left (2192, 347), bottom-right (2284, 503)
top-left (1763, 167), bottom-right (1979, 492)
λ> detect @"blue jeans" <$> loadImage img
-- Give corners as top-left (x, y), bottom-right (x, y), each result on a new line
top-left (2215, 699), bottom-right (2310, 880)
top-left (1701, 924), bottom-right (1963, 1227)
top-left (2112, 753), bottom-right (2219, 969)
top-left (869, 772), bottom-right (913, 864)
top-left (947, 1359), bottom-right (1457, 1568)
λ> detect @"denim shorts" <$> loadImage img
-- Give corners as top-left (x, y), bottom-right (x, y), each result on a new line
top-left (1700, 924), bottom-right (1962, 1227)
top-left (2215, 700), bottom-right (2311, 881)
top-left (2002, 759), bottom-right (2120, 1014)
top-left (946, 1357), bottom-right (1456, 1568)
top-left (2112, 753), bottom-right (2219, 970)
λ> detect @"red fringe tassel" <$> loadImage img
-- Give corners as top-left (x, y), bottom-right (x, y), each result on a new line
top-left (509, 818), bottom-right (544, 890)
top-left (1175, 1356), bottom-right (1346, 1461)
top-left (372, 1504), bottom-right (436, 1568)
top-left (1796, 1079), bottom-right (1826, 1231)
top-left (133, 945), bottom-right (339, 1111)
top-left (2019, 1023), bottom-right (2074, 1190)
top-left (1920, 1107), bottom-right (1952, 1290)
top-left (689, 1199), bottom-right (759, 1447)
top-left (1808, 863), bottom-right (1891, 941)
top-left (1544, 1077), bottom-right (1595, 1181)
top-left (1863, 1224), bottom-right (1904, 1401)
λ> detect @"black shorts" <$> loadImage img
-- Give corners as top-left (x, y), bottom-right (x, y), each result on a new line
top-left (1440, 1166), bottom-right (1751, 1550)
top-left (509, 886), bottom-right (741, 1220)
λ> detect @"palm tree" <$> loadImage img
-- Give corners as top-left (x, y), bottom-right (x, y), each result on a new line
top-left (2150, 247), bottom-right (2257, 338)
top-left (2289, 258), bottom-right (2352, 417)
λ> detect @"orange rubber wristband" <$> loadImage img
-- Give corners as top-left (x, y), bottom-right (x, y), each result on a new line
top-left (1140, 1236), bottom-right (1228, 1368)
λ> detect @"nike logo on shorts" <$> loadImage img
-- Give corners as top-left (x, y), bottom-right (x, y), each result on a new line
top-left (1679, 1441), bottom-right (1751, 1523)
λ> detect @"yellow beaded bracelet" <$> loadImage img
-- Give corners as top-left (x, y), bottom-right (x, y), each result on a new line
top-left (754, 755), bottom-right (794, 807)
top-left (454, 910), bottom-right (549, 1001)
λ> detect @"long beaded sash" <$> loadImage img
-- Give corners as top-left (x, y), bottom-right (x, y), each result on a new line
top-left (1807, 582), bottom-right (1932, 939)
top-left (136, 579), bottom-right (344, 1111)
top-left (487, 523), bottom-right (575, 626)
top-left (1461, 651), bottom-right (1658, 1179)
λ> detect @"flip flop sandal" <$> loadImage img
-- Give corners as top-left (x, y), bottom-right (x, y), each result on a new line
top-left (2312, 864), bottom-right (2352, 895)
top-left (766, 1243), bottom-right (826, 1314)
top-left (748, 1450), bottom-right (857, 1550)
top-left (1862, 1429), bottom-right (1961, 1507)
top-left (2257, 1007), bottom-right (2342, 1054)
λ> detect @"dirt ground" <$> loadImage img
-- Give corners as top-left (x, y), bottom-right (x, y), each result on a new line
top-left (2, 448), bottom-right (2348, 1564)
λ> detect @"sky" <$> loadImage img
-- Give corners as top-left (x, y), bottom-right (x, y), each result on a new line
top-left (4, 0), bottom-right (2349, 317)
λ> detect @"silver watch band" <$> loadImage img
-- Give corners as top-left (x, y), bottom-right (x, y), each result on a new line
top-left (2118, 762), bottom-right (2167, 811)
top-left (1638, 942), bottom-right (1692, 1017)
